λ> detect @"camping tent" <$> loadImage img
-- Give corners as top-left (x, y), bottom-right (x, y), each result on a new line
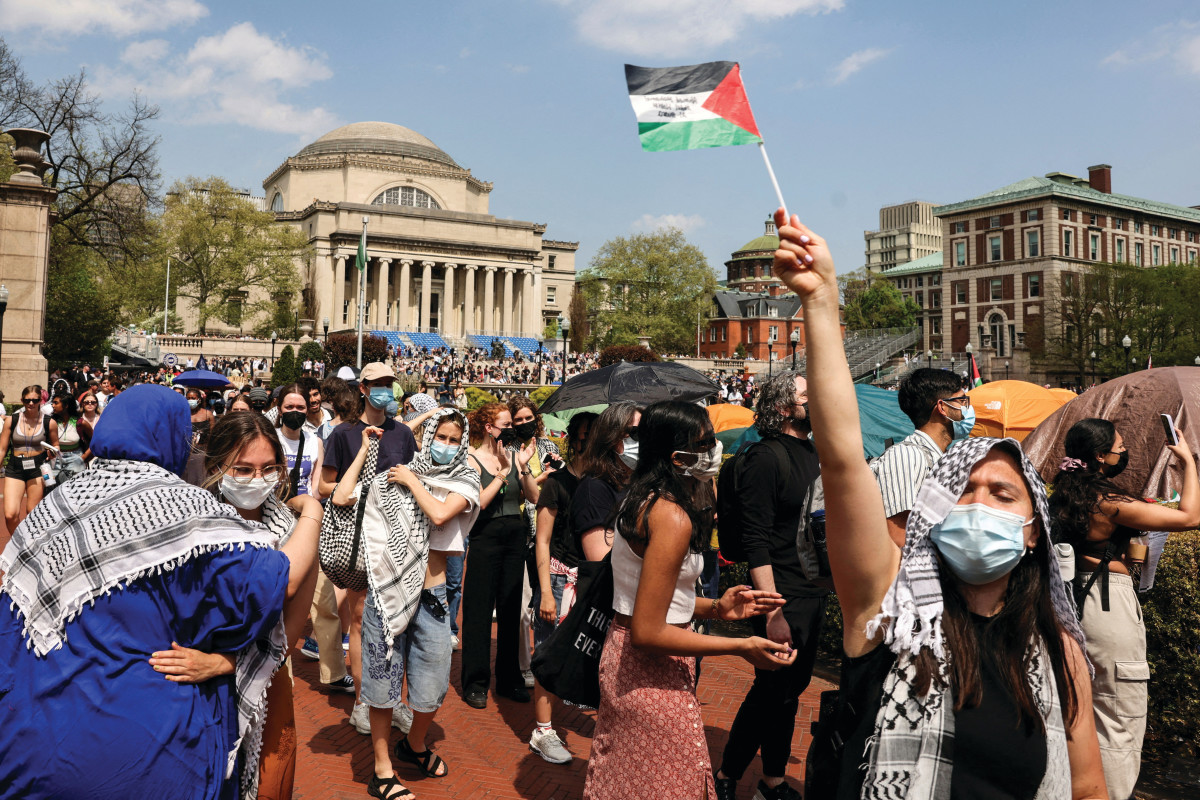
top-left (966, 380), bottom-right (1067, 441)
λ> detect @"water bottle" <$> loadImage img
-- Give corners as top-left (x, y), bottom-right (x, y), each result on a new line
top-left (40, 460), bottom-right (56, 488)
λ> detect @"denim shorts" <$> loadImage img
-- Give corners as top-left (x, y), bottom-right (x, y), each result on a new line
top-left (360, 583), bottom-right (452, 713)
top-left (532, 572), bottom-right (567, 649)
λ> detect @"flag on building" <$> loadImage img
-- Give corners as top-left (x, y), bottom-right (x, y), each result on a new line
top-left (969, 353), bottom-right (984, 387)
top-left (356, 225), bottom-right (367, 273)
top-left (625, 61), bottom-right (763, 152)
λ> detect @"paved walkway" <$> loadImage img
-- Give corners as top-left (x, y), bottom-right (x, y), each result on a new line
top-left (290, 628), bottom-right (833, 800)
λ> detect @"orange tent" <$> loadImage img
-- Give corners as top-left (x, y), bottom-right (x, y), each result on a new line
top-left (1048, 387), bottom-right (1077, 404)
top-left (707, 403), bottom-right (756, 433)
top-left (966, 380), bottom-right (1069, 441)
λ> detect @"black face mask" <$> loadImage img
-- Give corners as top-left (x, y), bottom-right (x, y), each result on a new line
top-left (496, 428), bottom-right (520, 447)
top-left (1103, 450), bottom-right (1129, 478)
top-left (281, 410), bottom-right (306, 430)
top-left (513, 420), bottom-right (538, 441)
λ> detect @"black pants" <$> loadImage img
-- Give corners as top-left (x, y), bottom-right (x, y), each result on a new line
top-left (460, 514), bottom-right (527, 696)
top-left (720, 594), bottom-right (825, 780)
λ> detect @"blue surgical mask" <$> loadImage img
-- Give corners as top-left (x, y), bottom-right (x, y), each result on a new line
top-left (931, 503), bottom-right (1033, 585)
top-left (951, 404), bottom-right (976, 441)
top-left (368, 387), bottom-right (394, 410)
top-left (430, 441), bottom-right (459, 465)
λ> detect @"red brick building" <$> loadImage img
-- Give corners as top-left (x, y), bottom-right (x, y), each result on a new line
top-left (700, 290), bottom-right (804, 362)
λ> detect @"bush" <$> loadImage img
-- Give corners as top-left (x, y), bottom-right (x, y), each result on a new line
top-left (270, 345), bottom-right (298, 388)
top-left (530, 386), bottom-right (555, 407)
top-left (464, 386), bottom-right (498, 411)
top-left (598, 344), bottom-right (659, 368)
top-left (297, 340), bottom-right (324, 368)
top-left (324, 332), bottom-right (388, 373)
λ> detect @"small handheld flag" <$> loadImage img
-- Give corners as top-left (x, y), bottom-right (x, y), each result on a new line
top-left (625, 61), bottom-right (787, 214)
top-left (969, 353), bottom-right (984, 387)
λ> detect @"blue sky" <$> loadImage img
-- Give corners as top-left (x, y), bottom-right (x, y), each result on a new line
top-left (6, 0), bottom-right (1200, 278)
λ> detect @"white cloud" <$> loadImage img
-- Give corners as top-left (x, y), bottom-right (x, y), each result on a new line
top-left (559, 0), bottom-right (843, 58)
top-left (97, 22), bottom-right (338, 139)
top-left (459, 47), bottom-right (472, 59)
top-left (0, 0), bottom-right (206, 37)
top-left (507, 63), bottom-right (531, 74)
top-left (632, 213), bottom-right (706, 233)
top-left (830, 47), bottom-right (891, 84)
top-left (1104, 21), bottom-right (1200, 77)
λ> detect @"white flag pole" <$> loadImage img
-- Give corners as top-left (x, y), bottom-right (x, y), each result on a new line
top-left (757, 141), bottom-right (787, 218)
top-left (356, 216), bottom-right (367, 369)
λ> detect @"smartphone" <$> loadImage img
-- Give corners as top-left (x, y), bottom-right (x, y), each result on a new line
top-left (542, 453), bottom-right (565, 470)
top-left (1161, 413), bottom-right (1179, 445)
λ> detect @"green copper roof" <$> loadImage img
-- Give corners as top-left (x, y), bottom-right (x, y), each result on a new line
top-left (933, 175), bottom-right (1200, 222)
top-left (882, 251), bottom-right (943, 277)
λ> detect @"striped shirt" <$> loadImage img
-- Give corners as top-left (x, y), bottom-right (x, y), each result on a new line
top-left (870, 430), bottom-right (943, 519)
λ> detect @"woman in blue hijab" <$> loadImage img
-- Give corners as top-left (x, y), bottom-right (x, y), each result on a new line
top-left (0, 385), bottom-right (294, 800)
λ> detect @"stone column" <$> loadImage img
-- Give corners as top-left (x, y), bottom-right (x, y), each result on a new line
top-left (502, 268), bottom-right (515, 336)
top-left (532, 268), bottom-right (543, 337)
top-left (376, 258), bottom-right (391, 327)
top-left (463, 265), bottom-right (477, 334)
top-left (398, 259), bottom-right (413, 329)
top-left (483, 267), bottom-right (496, 332)
top-left (443, 263), bottom-right (457, 337)
top-left (420, 260), bottom-right (434, 330)
top-left (523, 269), bottom-right (537, 336)
top-left (332, 255), bottom-right (347, 326)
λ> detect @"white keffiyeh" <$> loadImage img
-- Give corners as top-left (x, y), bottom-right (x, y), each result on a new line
top-left (0, 459), bottom-right (288, 799)
top-left (860, 437), bottom-right (1087, 800)
top-left (364, 408), bottom-right (481, 658)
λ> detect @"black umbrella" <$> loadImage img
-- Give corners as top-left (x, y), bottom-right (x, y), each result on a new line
top-left (538, 361), bottom-right (720, 414)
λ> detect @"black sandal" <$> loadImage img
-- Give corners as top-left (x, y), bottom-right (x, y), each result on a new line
top-left (394, 736), bottom-right (449, 778)
top-left (367, 774), bottom-right (413, 799)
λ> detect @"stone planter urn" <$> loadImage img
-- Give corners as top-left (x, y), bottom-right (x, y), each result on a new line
top-left (5, 129), bottom-right (50, 185)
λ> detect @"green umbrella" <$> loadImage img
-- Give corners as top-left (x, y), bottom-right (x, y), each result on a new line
top-left (541, 403), bottom-right (608, 434)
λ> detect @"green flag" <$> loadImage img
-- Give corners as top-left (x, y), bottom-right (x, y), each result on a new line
top-left (356, 226), bottom-right (367, 272)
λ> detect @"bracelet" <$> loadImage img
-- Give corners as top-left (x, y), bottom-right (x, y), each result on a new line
top-left (521, 469), bottom-right (532, 476)
top-left (300, 514), bottom-right (322, 523)
top-left (710, 596), bottom-right (720, 618)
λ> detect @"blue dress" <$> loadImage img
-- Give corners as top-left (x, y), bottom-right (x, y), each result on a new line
top-left (0, 547), bottom-right (289, 799)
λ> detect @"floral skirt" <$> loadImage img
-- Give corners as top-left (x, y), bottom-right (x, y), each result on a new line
top-left (583, 622), bottom-right (715, 800)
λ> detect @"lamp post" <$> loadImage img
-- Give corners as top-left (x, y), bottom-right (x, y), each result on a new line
top-left (875, 361), bottom-right (881, 382)
top-left (790, 328), bottom-right (800, 369)
top-left (1090, 350), bottom-right (1097, 384)
top-left (322, 317), bottom-right (330, 346)
top-left (767, 340), bottom-right (774, 376)
top-left (964, 341), bottom-right (973, 382)
top-left (1005, 361), bottom-right (1010, 381)
top-left (1122, 335), bottom-right (1131, 375)
top-left (1195, 356), bottom-right (1200, 367)
top-left (926, 349), bottom-right (933, 369)
top-left (1131, 356), bottom-right (1138, 370)
top-left (559, 314), bottom-right (570, 380)
top-left (270, 330), bottom-right (278, 369)
top-left (0, 284), bottom-right (8, 381)
top-left (293, 310), bottom-right (299, 341)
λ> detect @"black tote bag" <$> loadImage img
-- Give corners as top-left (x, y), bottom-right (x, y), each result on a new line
top-left (530, 554), bottom-right (614, 709)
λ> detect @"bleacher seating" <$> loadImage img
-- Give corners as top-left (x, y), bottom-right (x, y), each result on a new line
top-left (403, 331), bottom-right (450, 351)
top-left (504, 336), bottom-right (542, 355)
top-left (468, 335), bottom-right (514, 357)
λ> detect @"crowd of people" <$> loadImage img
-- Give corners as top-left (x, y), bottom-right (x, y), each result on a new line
top-left (0, 212), bottom-right (1184, 800)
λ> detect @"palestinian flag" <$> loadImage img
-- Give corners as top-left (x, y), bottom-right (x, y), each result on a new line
top-left (625, 61), bottom-right (763, 152)
top-left (969, 353), bottom-right (984, 387)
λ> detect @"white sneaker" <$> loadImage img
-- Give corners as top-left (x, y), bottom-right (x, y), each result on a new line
top-left (450, 634), bottom-right (460, 650)
top-left (529, 727), bottom-right (573, 764)
top-left (392, 702), bottom-right (413, 734)
top-left (523, 669), bottom-right (535, 689)
top-left (348, 701), bottom-right (371, 735)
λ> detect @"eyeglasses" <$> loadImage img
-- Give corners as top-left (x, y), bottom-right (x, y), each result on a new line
top-left (693, 436), bottom-right (717, 451)
top-left (223, 464), bottom-right (285, 483)
top-left (941, 395), bottom-right (971, 408)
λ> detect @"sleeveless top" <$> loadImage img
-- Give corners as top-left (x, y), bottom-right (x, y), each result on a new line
top-left (57, 418), bottom-right (82, 451)
top-left (611, 529), bottom-right (702, 624)
top-left (10, 414), bottom-right (49, 455)
top-left (473, 454), bottom-right (523, 524)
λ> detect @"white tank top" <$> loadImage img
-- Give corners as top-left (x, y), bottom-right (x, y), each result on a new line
top-left (611, 528), bottom-right (702, 624)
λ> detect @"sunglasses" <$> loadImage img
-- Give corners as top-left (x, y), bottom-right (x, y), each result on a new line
top-left (22, 398), bottom-right (39, 404)
top-left (625, 426), bottom-right (639, 441)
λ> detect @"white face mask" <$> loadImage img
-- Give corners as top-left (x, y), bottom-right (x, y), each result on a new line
top-left (674, 441), bottom-right (724, 480)
top-left (618, 437), bottom-right (639, 470)
top-left (220, 475), bottom-right (279, 510)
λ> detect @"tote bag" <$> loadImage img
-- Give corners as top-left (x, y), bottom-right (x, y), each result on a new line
top-left (530, 554), bottom-right (614, 709)
top-left (318, 437), bottom-right (378, 590)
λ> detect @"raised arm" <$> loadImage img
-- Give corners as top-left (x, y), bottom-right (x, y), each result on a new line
top-left (1104, 431), bottom-right (1200, 531)
top-left (772, 209), bottom-right (900, 656)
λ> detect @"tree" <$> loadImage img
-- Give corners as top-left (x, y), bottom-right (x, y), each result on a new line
top-left (161, 177), bottom-right (308, 334)
top-left (542, 318), bottom-right (559, 341)
top-left (270, 346), bottom-right (298, 389)
top-left (580, 227), bottom-right (717, 354)
top-left (842, 276), bottom-right (919, 330)
top-left (567, 285), bottom-right (588, 352)
top-left (297, 340), bottom-right (325, 371)
top-left (598, 345), bottom-right (659, 368)
top-left (43, 228), bottom-right (121, 368)
top-left (324, 332), bottom-right (387, 373)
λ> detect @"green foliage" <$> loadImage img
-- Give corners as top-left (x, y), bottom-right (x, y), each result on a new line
top-left (580, 227), bottom-right (717, 353)
top-left (843, 275), bottom-right (919, 330)
top-left (43, 228), bottom-right (121, 368)
top-left (598, 344), bottom-right (659, 368)
top-left (567, 285), bottom-right (588, 352)
top-left (0, 130), bottom-right (14, 184)
top-left (543, 319), bottom-right (560, 340)
top-left (270, 345), bottom-right (298, 389)
top-left (734, 343), bottom-right (747, 359)
top-left (161, 176), bottom-right (308, 334)
top-left (324, 332), bottom-right (388, 373)
top-left (464, 386), bottom-right (498, 411)
top-left (297, 340), bottom-right (325, 369)
top-left (529, 386), bottom-right (556, 407)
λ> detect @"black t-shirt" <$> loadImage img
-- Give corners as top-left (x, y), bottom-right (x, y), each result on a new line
top-left (737, 434), bottom-right (823, 599)
top-left (539, 469), bottom-right (583, 568)
top-left (568, 476), bottom-right (625, 561)
top-left (325, 418), bottom-right (416, 480)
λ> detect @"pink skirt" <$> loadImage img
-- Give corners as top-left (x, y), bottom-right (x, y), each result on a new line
top-left (583, 622), bottom-right (716, 800)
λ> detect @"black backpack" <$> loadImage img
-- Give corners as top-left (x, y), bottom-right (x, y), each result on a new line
top-left (716, 440), bottom-right (763, 562)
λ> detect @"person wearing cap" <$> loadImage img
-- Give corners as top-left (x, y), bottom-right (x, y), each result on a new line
top-left (248, 386), bottom-right (270, 413)
top-left (319, 361), bottom-right (419, 737)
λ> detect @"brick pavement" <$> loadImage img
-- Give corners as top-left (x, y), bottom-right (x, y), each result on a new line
top-left (290, 627), bottom-right (833, 800)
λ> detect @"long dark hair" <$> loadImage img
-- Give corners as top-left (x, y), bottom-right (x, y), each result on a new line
top-left (566, 411), bottom-right (599, 462)
top-left (614, 401), bottom-right (715, 554)
top-left (51, 392), bottom-right (79, 423)
top-left (577, 401), bottom-right (641, 489)
top-left (1049, 418), bottom-right (1131, 548)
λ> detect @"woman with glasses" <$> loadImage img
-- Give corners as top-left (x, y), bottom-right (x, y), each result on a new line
top-left (583, 401), bottom-right (792, 799)
top-left (1050, 418), bottom-right (1200, 798)
top-left (459, 401), bottom-right (539, 710)
top-left (0, 385), bottom-right (61, 542)
top-left (50, 393), bottom-right (89, 486)
top-left (570, 402), bottom-right (643, 563)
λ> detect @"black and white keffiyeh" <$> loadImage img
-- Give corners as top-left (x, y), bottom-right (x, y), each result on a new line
top-left (365, 408), bottom-right (481, 656)
top-left (860, 437), bottom-right (1087, 800)
top-left (0, 459), bottom-right (288, 799)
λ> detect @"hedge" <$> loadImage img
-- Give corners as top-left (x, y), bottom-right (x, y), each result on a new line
top-left (464, 386), bottom-right (498, 411)
top-left (530, 386), bottom-right (555, 407)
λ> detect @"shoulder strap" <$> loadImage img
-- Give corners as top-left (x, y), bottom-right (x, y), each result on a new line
top-left (1074, 541), bottom-right (1115, 618)
top-left (347, 437), bottom-right (379, 571)
top-left (288, 433), bottom-right (307, 498)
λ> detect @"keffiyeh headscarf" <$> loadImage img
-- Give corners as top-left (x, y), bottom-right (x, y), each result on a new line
top-left (0, 385), bottom-right (287, 799)
top-left (860, 437), bottom-right (1087, 800)
top-left (365, 407), bottom-right (481, 656)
